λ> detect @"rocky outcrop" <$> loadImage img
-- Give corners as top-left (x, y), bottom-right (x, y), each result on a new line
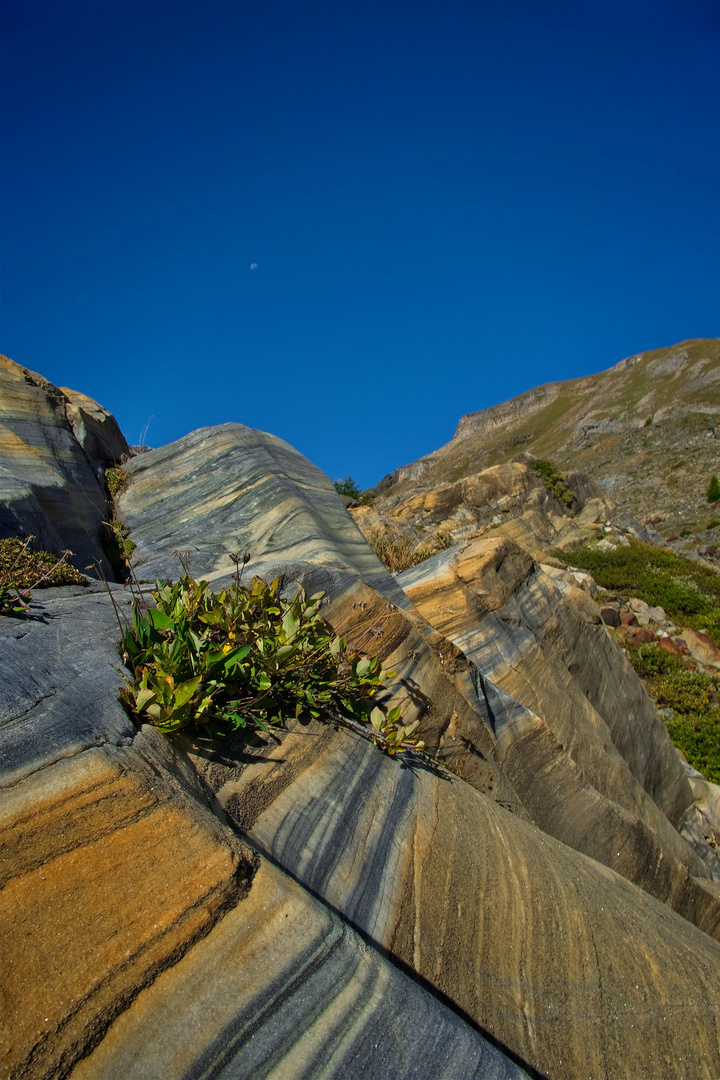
top-left (398, 535), bottom-right (720, 926)
top-left (1, 583), bottom-right (524, 1080)
top-left (3, 369), bottom-right (720, 1080)
top-left (0, 355), bottom-right (129, 573)
top-left (354, 458), bottom-right (617, 570)
top-left (374, 338), bottom-right (720, 561)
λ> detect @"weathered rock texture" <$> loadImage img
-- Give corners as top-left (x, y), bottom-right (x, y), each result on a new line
top-left (354, 458), bottom-right (618, 567)
top-left (3, 371), bottom-right (720, 1080)
top-left (0, 355), bottom-right (128, 572)
top-left (234, 725), bottom-right (720, 1080)
top-left (398, 536), bottom-right (720, 929)
top-left (1, 586), bottom-right (523, 1080)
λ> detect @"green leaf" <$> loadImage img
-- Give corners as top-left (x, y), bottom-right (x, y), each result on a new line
top-left (356, 657), bottom-right (371, 678)
top-left (387, 706), bottom-right (402, 725)
top-left (149, 608), bottom-right (176, 631)
top-left (173, 675), bottom-right (203, 708)
top-left (275, 644), bottom-right (296, 664)
top-left (370, 706), bottom-right (385, 731)
top-left (135, 686), bottom-right (158, 712)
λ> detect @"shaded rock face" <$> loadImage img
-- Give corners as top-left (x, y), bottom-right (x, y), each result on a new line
top-left (0, 356), bottom-right (129, 573)
top-left (3, 375), bottom-right (720, 1080)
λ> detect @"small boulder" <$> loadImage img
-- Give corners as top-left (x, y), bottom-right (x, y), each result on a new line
top-left (659, 637), bottom-right (688, 657)
top-left (620, 610), bottom-right (638, 627)
top-left (629, 627), bottom-right (657, 644)
top-left (629, 597), bottom-right (652, 621)
top-left (596, 538), bottom-right (617, 552)
top-left (681, 628), bottom-right (720, 669)
top-left (570, 570), bottom-right (598, 595)
top-left (600, 607), bottom-right (621, 627)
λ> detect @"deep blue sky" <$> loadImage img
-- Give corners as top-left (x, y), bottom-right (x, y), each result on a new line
top-left (2, 1), bottom-right (719, 487)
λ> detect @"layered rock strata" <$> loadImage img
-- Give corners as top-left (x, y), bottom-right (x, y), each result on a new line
top-left (1, 586), bottom-right (525, 1080)
top-left (398, 536), bottom-right (720, 933)
top-left (3, 375), bottom-right (720, 1080)
top-left (0, 356), bottom-right (128, 572)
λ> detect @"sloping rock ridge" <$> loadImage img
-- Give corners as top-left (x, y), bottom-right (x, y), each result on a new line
top-left (2, 355), bottom-right (720, 1080)
top-left (377, 337), bottom-right (720, 560)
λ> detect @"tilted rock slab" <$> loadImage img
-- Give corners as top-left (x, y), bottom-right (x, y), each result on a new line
top-left (219, 719), bottom-right (720, 1080)
top-left (116, 422), bottom-right (406, 599)
top-left (70, 857), bottom-right (526, 1080)
top-left (398, 535), bottom-right (720, 936)
top-left (0, 588), bottom-right (527, 1080)
top-left (118, 422), bottom-right (720, 926)
top-left (0, 355), bottom-right (128, 572)
top-left (4, 415), bottom-right (720, 1079)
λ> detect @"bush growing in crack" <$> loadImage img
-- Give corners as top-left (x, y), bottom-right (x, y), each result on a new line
top-left (115, 554), bottom-right (426, 757)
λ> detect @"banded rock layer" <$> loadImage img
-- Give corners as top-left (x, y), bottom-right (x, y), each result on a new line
top-left (2, 362), bottom-right (720, 1080)
top-left (0, 356), bottom-right (128, 573)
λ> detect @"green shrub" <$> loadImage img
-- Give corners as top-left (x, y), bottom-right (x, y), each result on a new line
top-left (0, 537), bottom-right (87, 616)
top-left (103, 520), bottom-right (136, 566)
top-left (106, 465), bottom-right (130, 499)
top-left (656, 667), bottom-right (713, 714)
top-left (103, 465), bottom-right (135, 571)
top-left (334, 476), bottom-right (374, 506)
top-left (628, 643), bottom-right (687, 681)
top-left (118, 570), bottom-right (425, 757)
top-left (556, 539), bottom-right (720, 639)
top-left (707, 475), bottom-right (720, 503)
top-left (664, 711), bottom-right (720, 784)
top-left (334, 476), bottom-right (361, 499)
top-left (528, 458), bottom-right (576, 508)
top-left (626, 642), bottom-right (720, 782)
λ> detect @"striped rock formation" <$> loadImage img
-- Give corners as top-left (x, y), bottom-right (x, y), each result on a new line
top-left (0, 355), bottom-right (128, 573)
top-left (2, 383), bottom-right (720, 1079)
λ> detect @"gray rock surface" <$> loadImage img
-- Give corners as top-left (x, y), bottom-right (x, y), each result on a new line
top-left (0, 355), bottom-right (129, 573)
top-left (4, 379), bottom-right (720, 1080)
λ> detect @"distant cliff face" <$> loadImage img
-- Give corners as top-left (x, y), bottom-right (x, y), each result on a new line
top-left (379, 338), bottom-right (720, 557)
top-left (4, 357), bottom-right (720, 1080)
top-left (454, 381), bottom-right (563, 441)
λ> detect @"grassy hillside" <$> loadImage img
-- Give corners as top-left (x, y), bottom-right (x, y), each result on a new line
top-left (379, 338), bottom-right (720, 548)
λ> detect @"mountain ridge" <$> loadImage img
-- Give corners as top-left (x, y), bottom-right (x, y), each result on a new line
top-left (378, 337), bottom-right (720, 548)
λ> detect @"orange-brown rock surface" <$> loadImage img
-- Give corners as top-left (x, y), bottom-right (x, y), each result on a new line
top-left (2, 362), bottom-right (720, 1080)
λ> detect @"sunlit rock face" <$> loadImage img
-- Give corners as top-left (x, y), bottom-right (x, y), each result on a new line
top-left (3, 370), bottom-right (720, 1080)
top-left (1, 580), bottom-right (525, 1080)
top-left (0, 355), bottom-right (128, 573)
top-left (398, 536), bottom-right (720, 935)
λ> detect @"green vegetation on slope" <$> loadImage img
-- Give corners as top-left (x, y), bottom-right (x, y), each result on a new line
top-left (1, 537), bottom-right (87, 615)
top-left (556, 539), bottom-right (720, 783)
top-left (528, 458), bottom-right (576, 508)
top-left (628, 645), bottom-right (720, 784)
top-left (333, 476), bottom-right (374, 506)
top-left (556, 539), bottom-right (720, 639)
top-left (117, 567), bottom-right (425, 757)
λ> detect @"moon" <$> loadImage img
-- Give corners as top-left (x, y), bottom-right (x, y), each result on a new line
top-left (250, 263), bottom-right (258, 270)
